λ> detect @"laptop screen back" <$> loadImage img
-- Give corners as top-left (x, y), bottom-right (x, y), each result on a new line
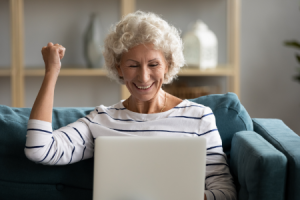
top-left (93, 137), bottom-right (206, 200)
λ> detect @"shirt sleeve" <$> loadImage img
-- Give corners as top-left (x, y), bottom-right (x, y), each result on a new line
top-left (24, 108), bottom-right (97, 165)
top-left (199, 107), bottom-right (237, 200)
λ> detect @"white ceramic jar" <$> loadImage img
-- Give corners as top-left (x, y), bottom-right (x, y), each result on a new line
top-left (183, 21), bottom-right (218, 69)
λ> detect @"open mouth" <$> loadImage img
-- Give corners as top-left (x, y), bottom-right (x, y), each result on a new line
top-left (134, 82), bottom-right (154, 90)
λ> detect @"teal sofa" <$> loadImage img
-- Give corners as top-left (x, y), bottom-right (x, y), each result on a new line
top-left (0, 93), bottom-right (291, 200)
top-left (252, 118), bottom-right (300, 200)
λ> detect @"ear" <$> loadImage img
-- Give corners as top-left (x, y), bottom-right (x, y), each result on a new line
top-left (116, 64), bottom-right (123, 78)
top-left (164, 64), bottom-right (169, 74)
top-left (163, 55), bottom-right (169, 74)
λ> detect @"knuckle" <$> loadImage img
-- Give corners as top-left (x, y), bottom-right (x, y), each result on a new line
top-left (49, 46), bottom-right (57, 50)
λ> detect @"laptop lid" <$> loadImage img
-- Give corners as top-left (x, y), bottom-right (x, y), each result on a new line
top-left (93, 136), bottom-right (206, 200)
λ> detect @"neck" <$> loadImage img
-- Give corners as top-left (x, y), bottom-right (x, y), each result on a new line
top-left (127, 89), bottom-right (166, 114)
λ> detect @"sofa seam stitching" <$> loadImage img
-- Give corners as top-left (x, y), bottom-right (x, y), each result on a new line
top-left (0, 179), bottom-right (93, 191)
top-left (1, 118), bottom-right (27, 125)
top-left (214, 106), bottom-right (249, 130)
top-left (253, 120), bottom-right (290, 157)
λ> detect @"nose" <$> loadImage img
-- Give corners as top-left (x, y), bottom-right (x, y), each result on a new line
top-left (138, 64), bottom-right (151, 83)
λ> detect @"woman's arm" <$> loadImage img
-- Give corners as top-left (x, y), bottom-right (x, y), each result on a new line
top-left (25, 115), bottom-right (96, 165)
top-left (25, 42), bottom-right (97, 165)
top-left (29, 42), bottom-right (65, 122)
top-left (199, 107), bottom-right (237, 200)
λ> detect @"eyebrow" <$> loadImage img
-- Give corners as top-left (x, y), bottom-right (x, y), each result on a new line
top-left (126, 58), bottom-right (159, 63)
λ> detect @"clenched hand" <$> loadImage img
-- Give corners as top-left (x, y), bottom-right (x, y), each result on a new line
top-left (41, 42), bottom-right (66, 74)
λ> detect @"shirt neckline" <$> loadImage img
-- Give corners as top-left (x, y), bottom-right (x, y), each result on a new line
top-left (116, 99), bottom-right (189, 120)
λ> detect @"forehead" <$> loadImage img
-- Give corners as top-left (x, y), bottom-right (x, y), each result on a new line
top-left (121, 43), bottom-right (165, 61)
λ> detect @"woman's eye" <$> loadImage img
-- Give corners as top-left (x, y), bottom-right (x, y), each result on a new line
top-left (129, 65), bottom-right (138, 68)
top-left (149, 64), bottom-right (158, 67)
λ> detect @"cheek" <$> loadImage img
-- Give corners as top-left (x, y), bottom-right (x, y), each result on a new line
top-left (122, 69), bottom-right (135, 80)
top-left (158, 72), bottom-right (165, 80)
top-left (156, 67), bottom-right (167, 80)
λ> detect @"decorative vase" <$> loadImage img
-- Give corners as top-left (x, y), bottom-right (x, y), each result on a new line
top-left (83, 13), bottom-right (103, 68)
top-left (183, 20), bottom-right (218, 69)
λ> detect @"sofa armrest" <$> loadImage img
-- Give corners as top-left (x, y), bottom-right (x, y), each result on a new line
top-left (230, 131), bottom-right (287, 200)
top-left (253, 118), bottom-right (300, 200)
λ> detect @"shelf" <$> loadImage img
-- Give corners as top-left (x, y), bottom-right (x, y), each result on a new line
top-left (24, 65), bottom-right (234, 77)
top-left (24, 68), bottom-right (107, 76)
top-left (0, 68), bottom-right (11, 76)
top-left (179, 65), bottom-right (234, 76)
top-left (5, 0), bottom-right (240, 106)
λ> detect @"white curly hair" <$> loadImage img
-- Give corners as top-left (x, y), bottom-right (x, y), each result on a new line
top-left (103, 10), bottom-right (185, 84)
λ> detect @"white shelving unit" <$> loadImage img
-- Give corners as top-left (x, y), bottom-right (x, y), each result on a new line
top-left (3, 0), bottom-right (240, 107)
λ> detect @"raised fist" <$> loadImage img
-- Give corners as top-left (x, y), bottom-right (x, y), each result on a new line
top-left (41, 42), bottom-right (66, 73)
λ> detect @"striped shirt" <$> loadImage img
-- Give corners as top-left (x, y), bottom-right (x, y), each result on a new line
top-left (25, 99), bottom-right (236, 200)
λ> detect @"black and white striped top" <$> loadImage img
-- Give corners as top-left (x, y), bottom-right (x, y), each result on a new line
top-left (25, 99), bottom-right (236, 200)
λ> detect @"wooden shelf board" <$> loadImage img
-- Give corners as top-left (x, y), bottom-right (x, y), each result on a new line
top-left (178, 66), bottom-right (234, 76)
top-left (24, 65), bottom-right (234, 77)
top-left (0, 68), bottom-right (11, 76)
top-left (24, 68), bottom-right (107, 76)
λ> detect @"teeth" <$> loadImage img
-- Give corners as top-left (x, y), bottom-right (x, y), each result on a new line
top-left (137, 84), bottom-right (151, 89)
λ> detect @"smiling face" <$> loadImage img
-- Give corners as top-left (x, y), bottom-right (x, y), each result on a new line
top-left (117, 43), bottom-right (168, 102)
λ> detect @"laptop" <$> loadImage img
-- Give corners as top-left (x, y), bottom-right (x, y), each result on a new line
top-left (93, 136), bottom-right (206, 200)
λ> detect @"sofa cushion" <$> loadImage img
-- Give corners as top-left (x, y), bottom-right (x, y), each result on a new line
top-left (253, 118), bottom-right (300, 200)
top-left (230, 131), bottom-right (287, 200)
top-left (0, 105), bottom-right (95, 199)
top-left (189, 92), bottom-right (253, 158)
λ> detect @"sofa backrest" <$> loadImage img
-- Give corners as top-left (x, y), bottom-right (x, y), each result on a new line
top-left (0, 92), bottom-right (252, 199)
top-left (189, 92), bottom-right (253, 158)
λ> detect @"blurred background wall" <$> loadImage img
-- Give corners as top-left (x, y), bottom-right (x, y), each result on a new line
top-left (0, 0), bottom-right (299, 134)
top-left (240, 0), bottom-right (300, 135)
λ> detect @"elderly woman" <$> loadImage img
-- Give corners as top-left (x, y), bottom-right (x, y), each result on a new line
top-left (25, 11), bottom-right (236, 200)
